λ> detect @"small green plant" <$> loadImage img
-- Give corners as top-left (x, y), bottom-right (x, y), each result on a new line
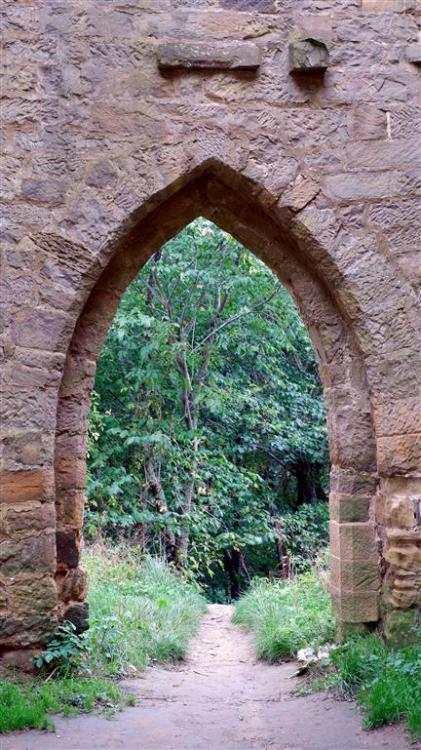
top-left (34, 621), bottom-right (89, 674)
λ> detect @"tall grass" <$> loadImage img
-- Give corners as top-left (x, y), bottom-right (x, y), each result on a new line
top-left (331, 636), bottom-right (421, 741)
top-left (85, 545), bottom-right (207, 675)
top-left (233, 571), bottom-right (335, 660)
top-left (0, 547), bottom-right (206, 734)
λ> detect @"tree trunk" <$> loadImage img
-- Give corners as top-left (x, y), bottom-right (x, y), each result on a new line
top-left (223, 548), bottom-right (242, 600)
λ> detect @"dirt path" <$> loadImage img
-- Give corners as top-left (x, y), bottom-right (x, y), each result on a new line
top-left (2, 604), bottom-right (417, 750)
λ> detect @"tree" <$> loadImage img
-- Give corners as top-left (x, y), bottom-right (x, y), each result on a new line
top-left (87, 219), bottom-right (329, 596)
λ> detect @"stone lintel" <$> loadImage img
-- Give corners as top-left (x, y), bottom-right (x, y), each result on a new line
top-left (157, 41), bottom-right (262, 71)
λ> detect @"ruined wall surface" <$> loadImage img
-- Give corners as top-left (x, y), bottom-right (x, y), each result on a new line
top-left (1, 0), bottom-right (420, 667)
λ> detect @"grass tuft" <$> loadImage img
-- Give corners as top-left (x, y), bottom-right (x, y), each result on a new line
top-left (0, 677), bottom-right (127, 733)
top-left (233, 571), bottom-right (334, 660)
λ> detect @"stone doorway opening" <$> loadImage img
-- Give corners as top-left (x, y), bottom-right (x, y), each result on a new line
top-left (53, 161), bottom-right (381, 645)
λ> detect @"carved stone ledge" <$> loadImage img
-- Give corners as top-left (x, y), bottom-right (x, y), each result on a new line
top-left (157, 41), bottom-right (262, 71)
top-left (404, 43), bottom-right (421, 66)
top-left (289, 38), bottom-right (329, 73)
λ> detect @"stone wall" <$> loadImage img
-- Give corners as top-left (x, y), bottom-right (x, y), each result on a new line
top-left (1, 0), bottom-right (420, 668)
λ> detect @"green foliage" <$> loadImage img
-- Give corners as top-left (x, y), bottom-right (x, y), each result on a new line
top-left (278, 502), bottom-right (330, 573)
top-left (0, 547), bottom-right (205, 734)
top-left (0, 677), bottom-right (128, 733)
top-left (34, 621), bottom-right (89, 674)
top-left (87, 218), bottom-right (329, 595)
top-left (331, 636), bottom-right (421, 740)
top-left (84, 545), bottom-right (207, 675)
top-left (233, 570), bottom-right (335, 660)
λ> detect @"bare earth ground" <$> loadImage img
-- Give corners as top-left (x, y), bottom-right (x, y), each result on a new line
top-left (1, 604), bottom-right (418, 750)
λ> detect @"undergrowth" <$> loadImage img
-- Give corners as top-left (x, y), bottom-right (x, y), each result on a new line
top-left (0, 676), bottom-right (131, 733)
top-left (85, 545), bottom-right (207, 675)
top-left (233, 570), bottom-right (335, 660)
top-left (0, 546), bottom-right (206, 734)
top-left (330, 635), bottom-right (421, 741)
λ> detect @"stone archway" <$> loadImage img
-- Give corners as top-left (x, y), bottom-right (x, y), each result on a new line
top-left (1, 0), bottom-right (420, 669)
top-left (51, 160), bottom-right (392, 647)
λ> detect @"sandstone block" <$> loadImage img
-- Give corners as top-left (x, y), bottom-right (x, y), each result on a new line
top-left (332, 590), bottom-right (379, 623)
top-left (329, 493), bottom-right (371, 523)
top-left (330, 521), bottom-right (378, 563)
top-left (9, 576), bottom-right (57, 618)
top-left (0, 469), bottom-right (53, 505)
top-left (325, 171), bottom-right (400, 202)
top-left (405, 43), bottom-right (421, 65)
top-left (56, 490), bottom-right (85, 528)
top-left (289, 38), bottom-right (329, 73)
top-left (377, 433), bottom-right (421, 476)
top-left (157, 41), bottom-right (262, 70)
top-left (0, 534), bottom-right (56, 577)
top-left (331, 555), bottom-right (380, 591)
top-left (4, 503), bottom-right (56, 537)
top-left (21, 178), bottom-right (66, 206)
top-left (56, 529), bottom-right (80, 569)
top-left (57, 568), bottom-right (87, 603)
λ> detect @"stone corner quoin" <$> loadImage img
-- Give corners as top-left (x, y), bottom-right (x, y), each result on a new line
top-left (0, 0), bottom-right (420, 668)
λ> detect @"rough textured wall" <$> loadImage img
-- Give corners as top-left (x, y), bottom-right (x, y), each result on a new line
top-left (1, 0), bottom-right (420, 667)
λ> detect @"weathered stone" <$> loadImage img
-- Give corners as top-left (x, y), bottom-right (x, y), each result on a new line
top-left (404, 43), bottom-right (421, 65)
top-left (289, 38), bottom-right (329, 73)
top-left (384, 608), bottom-right (420, 648)
top-left (157, 41), bottom-right (262, 70)
top-left (377, 433), bottom-right (421, 476)
top-left (8, 576), bottom-right (57, 617)
top-left (324, 171), bottom-right (401, 202)
top-left (0, 469), bottom-right (53, 505)
top-left (385, 544), bottom-right (421, 570)
top-left (63, 602), bottom-right (89, 633)
top-left (56, 529), bottom-right (80, 569)
top-left (0, 534), bottom-right (56, 576)
top-left (279, 175), bottom-right (320, 212)
top-left (86, 160), bottom-right (119, 190)
top-left (21, 178), bottom-right (66, 206)
top-left (1, 0), bottom-right (420, 667)
top-left (57, 567), bottom-right (87, 603)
